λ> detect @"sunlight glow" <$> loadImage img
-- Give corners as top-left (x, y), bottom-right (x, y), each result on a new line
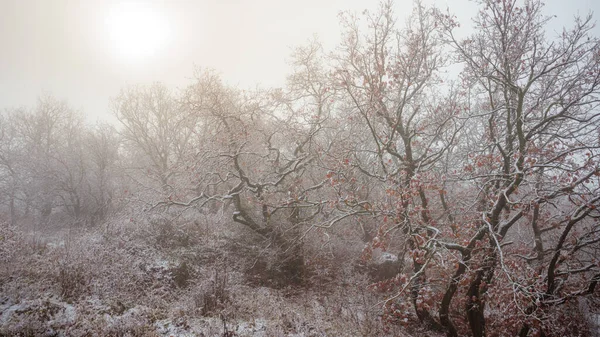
top-left (105, 2), bottom-right (170, 62)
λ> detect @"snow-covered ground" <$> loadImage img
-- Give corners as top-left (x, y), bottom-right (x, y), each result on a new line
top-left (0, 221), bottom-right (415, 336)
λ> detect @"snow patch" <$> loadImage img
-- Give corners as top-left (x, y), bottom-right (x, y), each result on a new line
top-left (377, 252), bottom-right (398, 264)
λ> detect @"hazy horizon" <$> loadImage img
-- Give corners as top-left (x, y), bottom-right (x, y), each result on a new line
top-left (1, 0), bottom-right (598, 123)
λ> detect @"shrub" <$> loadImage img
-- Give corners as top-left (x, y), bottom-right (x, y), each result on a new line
top-left (170, 261), bottom-right (192, 288)
top-left (197, 265), bottom-right (230, 316)
top-left (56, 264), bottom-right (88, 302)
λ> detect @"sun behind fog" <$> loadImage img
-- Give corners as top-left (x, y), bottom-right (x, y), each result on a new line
top-left (105, 2), bottom-right (170, 62)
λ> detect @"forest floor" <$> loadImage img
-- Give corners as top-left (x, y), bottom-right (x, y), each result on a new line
top-left (0, 216), bottom-right (432, 337)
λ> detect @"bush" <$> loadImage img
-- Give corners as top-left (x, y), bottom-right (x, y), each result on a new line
top-left (170, 261), bottom-right (192, 288)
top-left (197, 265), bottom-right (230, 316)
top-left (244, 241), bottom-right (308, 289)
top-left (56, 264), bottom-right (88, 302)
top-left (149, 218), bottom-right (198, 249)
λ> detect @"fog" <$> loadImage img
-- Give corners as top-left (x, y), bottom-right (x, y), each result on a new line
top-left (1, 1), bottom-right (600, 336)
top-left (1, 0), bottom-right (597, 121)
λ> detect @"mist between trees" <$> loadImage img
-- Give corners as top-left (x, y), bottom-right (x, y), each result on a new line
top-left (1, 0), bottom-right (600, 336)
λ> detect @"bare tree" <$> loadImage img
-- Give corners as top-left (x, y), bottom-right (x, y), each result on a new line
top-left (0, 113), bottom-right (23, 225)
top-left (328, 1), bottom-right (464, 329)
top-left (83, 123), bottom-right (120, 225)
top-left (10, 96), bottom-right (89, 224)
top-left (425, 0), bottom-right (600, 335)
top-left (114, 83), bottom-right (197, 197)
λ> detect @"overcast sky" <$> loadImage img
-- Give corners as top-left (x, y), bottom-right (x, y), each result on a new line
top-left (1, 0), bottom-right (599, 123)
